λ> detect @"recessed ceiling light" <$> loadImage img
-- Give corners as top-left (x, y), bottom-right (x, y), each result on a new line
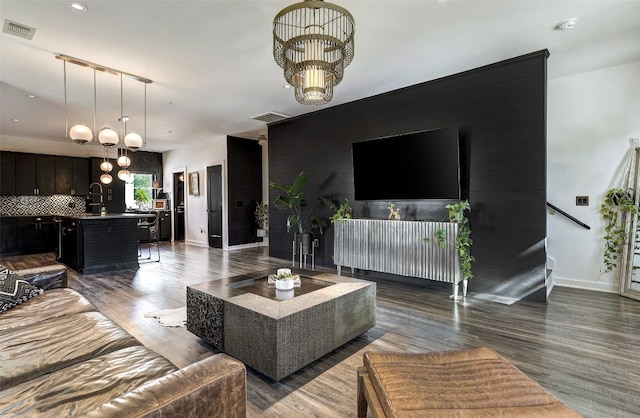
top-left (70, 2), bottom-right (88, 11)
top-left (282, 84), bottom-right (291, 89)
top-left (26, 94), bottom-right (36, 98)
top-left (555, 18), bottom-right (577, 31)
top-left (11, 118), bottom-right (20, 122)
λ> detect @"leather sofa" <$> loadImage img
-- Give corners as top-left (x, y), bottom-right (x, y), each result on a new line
top-left (0, 264), bottom-right (247, 417)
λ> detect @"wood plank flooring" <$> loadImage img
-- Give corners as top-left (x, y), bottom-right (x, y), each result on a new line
top-left (3, 243), bottom-right (640, 417)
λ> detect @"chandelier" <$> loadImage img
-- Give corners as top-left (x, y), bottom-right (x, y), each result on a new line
top-left (58, 54), bottom-right (151, 150)
top-left (273, 0), bottom-right (355, 105)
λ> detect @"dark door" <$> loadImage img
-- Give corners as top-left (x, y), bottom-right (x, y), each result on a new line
top-left (173, 172), bottom-right (185, 241)
top-left (207, 165), bottom-right (223, 248)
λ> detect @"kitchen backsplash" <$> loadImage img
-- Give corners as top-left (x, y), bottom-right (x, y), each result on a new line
top-left (0, 195), bottom-right (86, 216)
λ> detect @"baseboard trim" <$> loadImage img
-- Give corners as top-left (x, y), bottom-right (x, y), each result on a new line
top-left (185, 239), bottom-right (209, 248)
top-left (553, 276), bottom-right (618, 293)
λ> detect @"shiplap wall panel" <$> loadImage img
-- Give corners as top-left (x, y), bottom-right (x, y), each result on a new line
top-left (268, 50), bottom-right (548, 302)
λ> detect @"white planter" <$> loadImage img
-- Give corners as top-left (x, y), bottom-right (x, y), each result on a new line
top-left (275, 279), bottom-right (294, 290)
top-left (257, 228), bottom-right (267, 237)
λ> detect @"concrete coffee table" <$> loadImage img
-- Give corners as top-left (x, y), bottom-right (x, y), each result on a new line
top-left (186, 269), bottom-right (376, 381)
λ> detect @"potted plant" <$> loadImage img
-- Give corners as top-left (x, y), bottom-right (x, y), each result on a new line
top-left (601, 187), bottom-right (638, 272)
top-left (321, 197), bottom-right (352, 223)
top-left (254, 202), bottom-right (269, 237)
top-left (424, 200), bottom-right (475, 283)
top-left (274, 269), bottom-right (295, 290)
top-left (270, 171), bottom-right (324, 255)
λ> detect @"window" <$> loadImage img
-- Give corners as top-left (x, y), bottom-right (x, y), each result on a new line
top-left (125, 173), bottom-right (154, 210)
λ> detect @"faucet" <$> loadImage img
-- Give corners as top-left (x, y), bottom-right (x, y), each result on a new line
top-left (88, 182), bottom-right (104, 206)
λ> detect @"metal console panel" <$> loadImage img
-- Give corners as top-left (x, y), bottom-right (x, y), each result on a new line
top-left (334, 219), bottom-right (463, 295)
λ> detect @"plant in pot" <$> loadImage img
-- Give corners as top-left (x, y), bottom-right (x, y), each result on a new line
top-left (601, 187), bottom-right (638, 272)
top-left (320, 197), bottom-right (352, 223)
top-left (270, 171), bottom-right (325, 255)
top-left (423, 200), bottom-right (474, 296)
top-left (254, 202), bottom-right (269, 237)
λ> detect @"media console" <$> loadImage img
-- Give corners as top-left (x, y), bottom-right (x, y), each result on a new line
top-left (333, 218), bottom-right (468, 299)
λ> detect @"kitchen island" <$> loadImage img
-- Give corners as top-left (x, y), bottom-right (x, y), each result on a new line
top-left (59, 213), bottom-right (155, 274)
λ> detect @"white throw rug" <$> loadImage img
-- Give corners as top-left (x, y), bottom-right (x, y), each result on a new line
top-left (144, 306), bottom-right (187, 327)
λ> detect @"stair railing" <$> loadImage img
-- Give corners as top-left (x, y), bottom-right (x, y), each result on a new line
top-left (546, 202), bottom-right (590, 230)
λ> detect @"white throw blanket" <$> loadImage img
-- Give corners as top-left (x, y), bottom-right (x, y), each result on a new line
top-left (144, 306), bottom-right (187, 327)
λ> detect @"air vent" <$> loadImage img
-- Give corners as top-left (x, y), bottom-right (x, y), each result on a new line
top-left (251, 111), bottom-right (289, 123)
top-left (3, 19), bottom-right (36, 40)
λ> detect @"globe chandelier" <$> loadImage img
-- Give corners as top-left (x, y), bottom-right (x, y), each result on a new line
top-left (58, 54), bottom-right (151, 150)
top-left (273, 0), bottom-right (355, 105)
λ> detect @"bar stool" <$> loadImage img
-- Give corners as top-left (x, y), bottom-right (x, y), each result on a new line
top-left (138, 213), bottom-right (160, 262)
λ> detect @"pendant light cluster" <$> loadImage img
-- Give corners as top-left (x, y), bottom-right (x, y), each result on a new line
top-left (58, 54), bottom-right (152, 184)
top-left (273, 0), bottom-right (355, 105)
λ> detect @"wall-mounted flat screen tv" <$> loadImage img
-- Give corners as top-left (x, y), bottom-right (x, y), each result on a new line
top-left (352, 126), bottom-right (460, 200)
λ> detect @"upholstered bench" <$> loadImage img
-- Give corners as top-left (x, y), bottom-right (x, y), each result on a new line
top-left (357, 347), bottom-right (582, 417)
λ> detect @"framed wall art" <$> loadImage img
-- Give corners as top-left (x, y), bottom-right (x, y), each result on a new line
top-left (188, 171), bottom-right (199, 196)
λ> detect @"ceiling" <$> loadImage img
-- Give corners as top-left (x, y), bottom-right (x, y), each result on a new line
top-left (1, 0), bottom-right (640, 154)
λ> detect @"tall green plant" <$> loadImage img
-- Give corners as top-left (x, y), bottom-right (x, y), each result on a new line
top-left (270, 171), bottom-right (324, 234)
top-left (601, 188), bottom-right (638, 272)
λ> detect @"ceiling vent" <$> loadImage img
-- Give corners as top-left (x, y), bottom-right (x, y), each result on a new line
top-left (3, 19), bottom-right (36, 40)
top-left (251, 111), bottom-right (289, 123)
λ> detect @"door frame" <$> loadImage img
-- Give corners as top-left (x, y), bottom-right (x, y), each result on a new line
top-left (171, 166), bottom-right (187, 242)
top-left (206, 159), bottom-right (228, 249)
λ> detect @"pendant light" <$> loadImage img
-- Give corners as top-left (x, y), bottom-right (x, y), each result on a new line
top-left (98, 127), bottom-right (119, 147)
top-left (273, 0), bottom-right (355, 105)
top-left (64, 61), bottom-right (95, 144)
top-left (56, 54), bottom-right (152, 148)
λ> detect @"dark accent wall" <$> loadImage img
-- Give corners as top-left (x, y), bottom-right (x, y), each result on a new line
top-left (268, 50), bottom-right (549, 302)
top-left (227, 136), bottom-right (263, 246)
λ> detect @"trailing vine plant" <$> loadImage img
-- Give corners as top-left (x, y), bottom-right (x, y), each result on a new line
top-left (447, 200), bottom-right (475, 279)
top-left (423, 200), bottom-right (475, 279)
top-left (601, 188), bottom-right (638, 272)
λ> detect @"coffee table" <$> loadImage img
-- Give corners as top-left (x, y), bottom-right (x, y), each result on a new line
top-left (186, 269), bottom-right (376, 381)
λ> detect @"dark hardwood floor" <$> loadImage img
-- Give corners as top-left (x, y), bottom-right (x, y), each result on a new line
top-left (3, 243), bottom-right (640, 417)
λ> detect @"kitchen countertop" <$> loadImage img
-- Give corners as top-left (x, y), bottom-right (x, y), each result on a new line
top-left (61, 213), bottom-right (156, 220)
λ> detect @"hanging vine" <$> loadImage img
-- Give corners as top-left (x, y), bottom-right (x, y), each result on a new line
top-left (601, 188), bottom-right (638, 272)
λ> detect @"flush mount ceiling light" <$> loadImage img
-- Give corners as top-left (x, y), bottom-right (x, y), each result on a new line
top-left (555, 18), bottom-right (578, 31)
top-left (57, 54), bottom-right (152, 150)
top-left (273, 0), bottom-right (355, 105)
top-left (70, 2), bottom-right (88, 11)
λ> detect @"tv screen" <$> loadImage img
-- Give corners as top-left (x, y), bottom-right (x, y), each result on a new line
top-left (352, 127), bottom-right (460, 200)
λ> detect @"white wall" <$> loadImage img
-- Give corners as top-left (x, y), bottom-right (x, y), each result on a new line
top-left (547, 60), bottom-right (640, 292)
top-left (163, 136), bottom-right (227, 248)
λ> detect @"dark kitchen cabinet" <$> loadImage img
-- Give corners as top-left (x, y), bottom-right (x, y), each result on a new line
top-left (15, 153), bottom-right (55, 195)
top-left (90, 157), bottom-right (125, 214)
top-left (55, 156), bottom-right (90, 195)
top-left (17, 216), bottom-right (57, 254)
top-left (0, 152), bottom-right (16, 195)
top-left (0, 217), bottom-right (18, 255)
top-left (72, 157), bottom-right (90, 195)
top-left (158, 210), bottom-right (171, 241)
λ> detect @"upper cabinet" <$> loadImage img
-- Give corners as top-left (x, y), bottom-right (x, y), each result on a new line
top-left (0, 152), bottom-right (16, 196)
top-left (3, 152), bottom-right (90, 196)
top-left (55, 156), bottom-right (90, 195)
top-left (15, 153), bottom-right (55, 195)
